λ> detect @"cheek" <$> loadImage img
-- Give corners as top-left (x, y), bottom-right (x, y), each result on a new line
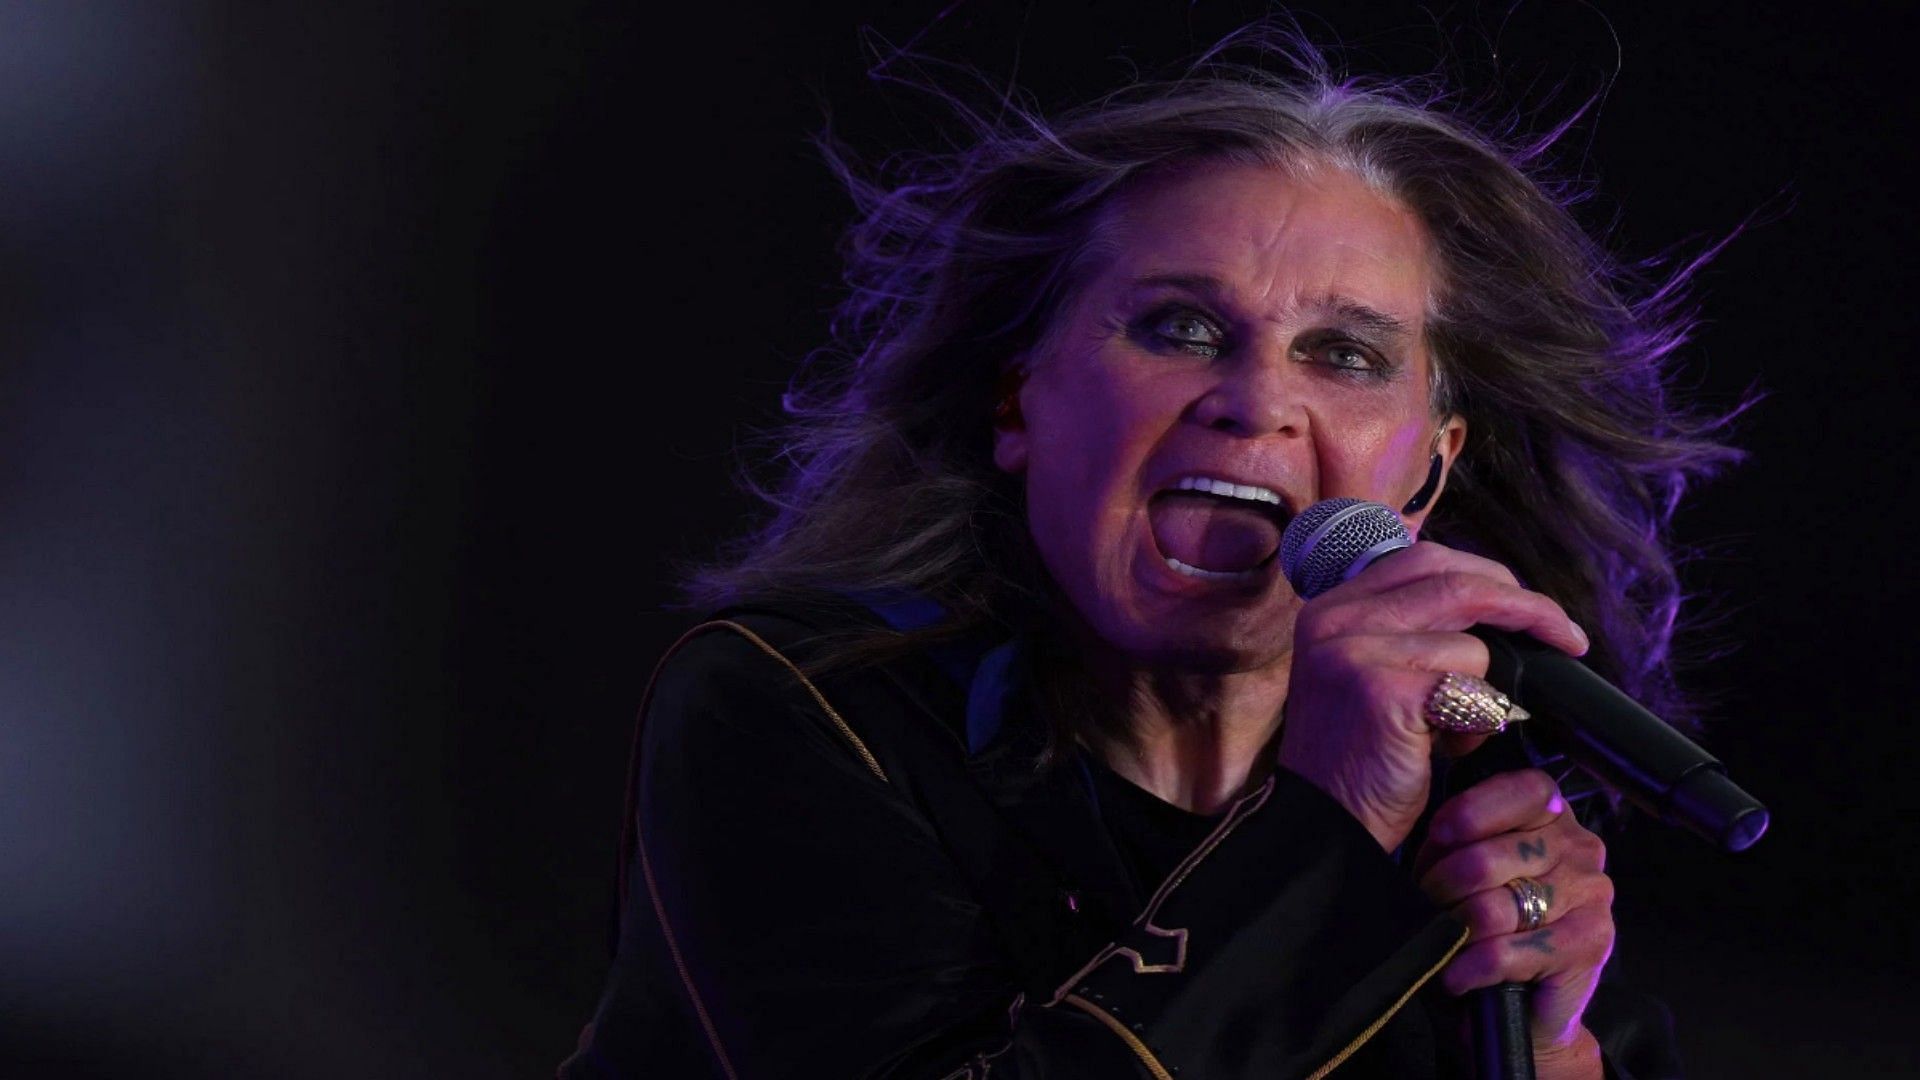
top-left (1366, 420), bottom-right (1430, 494)
top-left (1020, 361), bottom-right (1174, 564)
top-left (1026, 361), bottom-right (1164, 491)
top-left (1308, 393), bottom-right (1434, 506)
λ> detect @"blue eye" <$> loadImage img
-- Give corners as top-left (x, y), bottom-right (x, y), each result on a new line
top-left (1321, 343), bottom-right (1377, 371)
top-left (1143, 307), bottom-right (1225, 358)
top-left (1296, 333), bottom-right (1395, 380)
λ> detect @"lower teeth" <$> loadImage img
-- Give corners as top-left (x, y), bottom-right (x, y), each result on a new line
top-left (1166, 556), bottom-right (1258, 583)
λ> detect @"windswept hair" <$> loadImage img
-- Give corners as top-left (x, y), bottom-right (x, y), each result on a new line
top-left (689, 30), bottom-right (1743, 734)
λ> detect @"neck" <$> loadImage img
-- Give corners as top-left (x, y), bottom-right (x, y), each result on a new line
top-left (1088, 658), bottom-right (1292, 816)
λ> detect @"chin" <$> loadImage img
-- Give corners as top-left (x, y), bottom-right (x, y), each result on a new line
top-left (1107, 535), bottom-right (1300, 670)
top-left (1040, 525), bottom-right (1300, 675)
top-left (1150, 614), bottom-right (1296, 673)
top-left (1093, 587), bottom-right (1301, 677)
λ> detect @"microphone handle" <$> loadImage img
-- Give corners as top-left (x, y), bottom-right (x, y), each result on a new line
top-left (1441, 730), bottom-right (1538, 1078)
top-left (1472, 984), bottom-right (1536, 1080)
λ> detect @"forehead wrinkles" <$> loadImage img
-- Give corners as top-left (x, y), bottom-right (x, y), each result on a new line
top-left (1096, 162), bottom-right (1433, 318)
top-left (1032, 162), bottom-right (1450, 409)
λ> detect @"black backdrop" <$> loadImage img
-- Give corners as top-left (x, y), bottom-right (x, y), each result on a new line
top-left (2, 2), bottom-right (1915, 1076)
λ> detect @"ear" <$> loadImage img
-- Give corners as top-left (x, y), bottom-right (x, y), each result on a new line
top-left (990, 364), bottom-right (1029, 473)
top-left (992, 422), bottom-right (1028, 474)
top-left (1403, 414), bottom-right (1467, 536)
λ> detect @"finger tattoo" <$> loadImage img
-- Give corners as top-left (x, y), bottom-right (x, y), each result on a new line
top-left (1517, 838), bottom-right (1547, 861)
top-left (1514, 930), bottom-right (1555, 955)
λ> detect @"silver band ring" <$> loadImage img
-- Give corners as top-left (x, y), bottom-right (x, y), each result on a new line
top-left (1506, 876), bottom-right (1550, 932)
top-left (1424, 672), bottom-right (1531, 735)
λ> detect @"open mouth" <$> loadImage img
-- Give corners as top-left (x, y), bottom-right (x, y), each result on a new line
top-left (1147, 476), bottom-right (1295, 583)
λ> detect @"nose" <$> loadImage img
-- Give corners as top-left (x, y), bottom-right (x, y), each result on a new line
top-left (1190, 349), bottom-right (1304, 439)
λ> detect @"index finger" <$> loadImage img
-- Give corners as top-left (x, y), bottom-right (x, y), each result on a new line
top-left (1317, 569), bottom-right (1589, 659)
top-left (1425, 769), bottom-right (1567, 850)
top-left (1326, 540), bottom-right (1522, 598)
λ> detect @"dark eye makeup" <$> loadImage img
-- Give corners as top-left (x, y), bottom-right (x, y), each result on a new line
top-left (1134, 303), bottom-right (1227, 358)
top-left (1129, 301), bottom-right (1400, 381)
top-left (1292, 328), bottom-right (1400, 379)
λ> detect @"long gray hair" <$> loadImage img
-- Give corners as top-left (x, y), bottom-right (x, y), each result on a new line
top-left (689, 35), bottom-right (1742, 733)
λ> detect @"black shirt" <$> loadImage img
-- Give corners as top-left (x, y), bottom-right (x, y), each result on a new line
top-left (559, 604), bottom-right (1682, 1078)
top-left (1084, 754), bottom-right (1225, 900)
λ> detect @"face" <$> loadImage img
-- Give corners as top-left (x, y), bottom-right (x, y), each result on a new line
top-left (994, 160), bottom-right (1464, 672)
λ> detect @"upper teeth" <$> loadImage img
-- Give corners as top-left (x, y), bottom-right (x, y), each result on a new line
top-left (1175, 476), bottom-right (1283, 506)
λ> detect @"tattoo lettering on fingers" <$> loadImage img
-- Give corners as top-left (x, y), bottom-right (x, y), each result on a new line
top-left (1517, 838), bottom-right (1547, 861)
top-left (1514, 930), bottom-right (1555, 955)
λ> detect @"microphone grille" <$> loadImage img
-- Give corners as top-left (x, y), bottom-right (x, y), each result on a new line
top-left (1279, 498), bottom-right (1412, 599)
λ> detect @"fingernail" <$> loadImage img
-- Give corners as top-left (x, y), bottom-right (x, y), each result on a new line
top-left (1569, 621), bottom-right (1589, 652)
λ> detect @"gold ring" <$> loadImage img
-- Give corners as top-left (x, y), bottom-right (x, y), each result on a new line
top-left (1424, 672), bottom-right (1531, 734)
top-left (1505, 876), bottom-right (1551, 932)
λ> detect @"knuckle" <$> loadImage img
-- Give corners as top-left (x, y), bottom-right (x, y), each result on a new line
top-left (1495, 768), bottom-right (1554, 808)
top-left (1565, 903), bottom-right (1611, 936)
top-left (1423, 855), bottom-right (1463, 897)
top-left (1437, 570), bottom-right (1489, 607)
top-left (1424, 853), bottom-right (1467, 893)
top-left (1439, 801), bottom-right (1483, 844)
top-left (1520, 769), bottom-right (1560, 803)
top-left (1458, 633), bottom-right (1492, 674)
top-left (1449, 939), bottom-right (1499, 990)
top-left (1450, 893), bottom-right (1483, 931)
top-left (1457, 844), bottom-right (1499, 885)
top-left (1575, 829), bottom-right (1607, 867)
top-left (1466, 892), bottom-right (1507, 937)
top-left (1566, 908), bottom-right (1616, 962)
top-left (1590, 874), bottom-right (1617, 908)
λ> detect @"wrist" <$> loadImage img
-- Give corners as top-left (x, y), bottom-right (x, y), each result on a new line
top-left (1272, 760), bottom-right (1417, 854)
top-left (1533, 1025), bottom-right (1603, 1080)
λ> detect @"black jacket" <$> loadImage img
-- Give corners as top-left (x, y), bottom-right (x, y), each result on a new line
top-left (560, 600), bottom-right (1681, 1079)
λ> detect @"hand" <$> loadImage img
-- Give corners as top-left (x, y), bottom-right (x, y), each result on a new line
top-left (1276, 541), bottom-right (1589, 852)
top-left (1414, 769), bottom-right (1615, 1080)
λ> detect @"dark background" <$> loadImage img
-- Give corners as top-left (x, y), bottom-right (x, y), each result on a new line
top-left (1, 1), bottom-right (1913, 1076)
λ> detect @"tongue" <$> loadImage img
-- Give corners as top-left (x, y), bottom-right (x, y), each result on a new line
top-left (1148, 493), bottom-right (1282, 574)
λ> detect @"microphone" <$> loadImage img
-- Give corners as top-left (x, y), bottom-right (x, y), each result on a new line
top-left (1278, 498), bottom-right (1769, 854)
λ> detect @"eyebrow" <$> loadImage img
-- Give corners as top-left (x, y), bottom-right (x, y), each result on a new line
top-left (1128, 272), bottom-right (1416, 342)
